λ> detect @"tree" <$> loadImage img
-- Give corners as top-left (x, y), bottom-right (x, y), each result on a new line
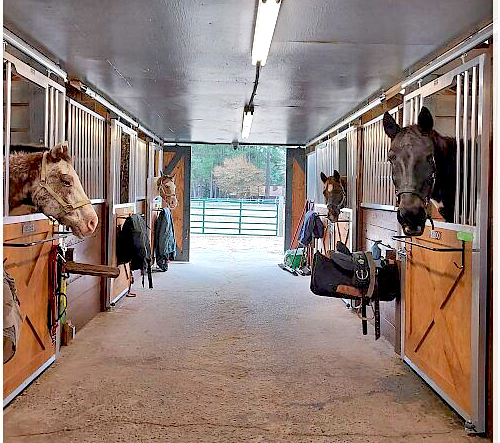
top-left (213, 156), bottom-right (265, 198)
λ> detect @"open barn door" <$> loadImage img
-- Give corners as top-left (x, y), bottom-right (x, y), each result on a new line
top-left (163, 145), bottom-right (191, 261)
top-left (284, 148), bottom-right (306, 250)
top-left (401, 53), bottom-right (491, 433)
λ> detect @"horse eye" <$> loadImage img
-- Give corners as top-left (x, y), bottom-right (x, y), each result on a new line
top-left (60, 175), bottom-right (73, 187)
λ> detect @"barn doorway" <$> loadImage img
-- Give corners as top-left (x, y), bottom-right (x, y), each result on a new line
top-left (189, 144), bottom-right (287, 262)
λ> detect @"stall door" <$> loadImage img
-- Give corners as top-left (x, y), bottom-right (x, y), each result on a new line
top-left (404, 228), bottom-right (473, 414)
top-left (401, 53), bottom-right (491, 433)
top-left (3, 220), bottom-right (57, 405)
top-left (163, 145), bottom-right (191, 261)
top-left (285, 147), bottom-right (306, 250)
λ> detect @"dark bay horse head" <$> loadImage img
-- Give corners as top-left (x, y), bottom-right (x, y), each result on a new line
top-left (383, 107), bottom-right (438, 237)
top-left (320, 170), bottom-right (346, 222)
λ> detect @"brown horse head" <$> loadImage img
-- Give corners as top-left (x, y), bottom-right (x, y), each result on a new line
top-left (383, 107), bottom-right (437, 237)
top-left (10, 142), bottom-right (98, 238)
top-left (157, 174), bottom-right (178, 209)
top-left (321, 170), bottom-right (346, 222)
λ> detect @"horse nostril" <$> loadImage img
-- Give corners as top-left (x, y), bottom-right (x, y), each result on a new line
top-left (87, 215), bottom-right (98, 233)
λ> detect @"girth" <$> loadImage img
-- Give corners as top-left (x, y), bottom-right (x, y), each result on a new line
top-left (31, 151), bottom-right (91, 217)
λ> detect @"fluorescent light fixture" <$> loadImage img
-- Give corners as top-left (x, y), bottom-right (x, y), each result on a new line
top-left (241, 106), bottom-right (254, 139)
top-left (252, 0), bottom-right (282, 66)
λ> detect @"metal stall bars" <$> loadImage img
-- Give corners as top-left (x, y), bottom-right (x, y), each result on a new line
top-left (3, 50), bottom-right (66, 216)
top-left (110, 120), bottom-right (138, 207)
top-left (306, 150), bottom-right (317, 203)
top-left (401, 53), bottom-right (490, 433)
top-left (361, 106), bottom-right (401, 209)
top-left (66, 98), bottom-right (106, 200)
top-left (135, 138), bottom-right (148, 201)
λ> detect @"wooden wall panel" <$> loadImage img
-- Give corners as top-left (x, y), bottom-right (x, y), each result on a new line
top-left (285, 148), bottom-right (306, 251)
top-left (360, 207), bottom-right (400, 351)
top-left (3, 219), bottom-right (56, 400)
top-left (169, 158), bottom-right (185, 252)
top-left (290, 158), bottom-right (306, 249)
top-left (65, 204), bottom-right (105, 331)
top-left (110, 205), bottom-right (136, 301)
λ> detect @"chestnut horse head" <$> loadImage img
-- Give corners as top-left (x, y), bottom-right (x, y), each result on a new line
top-left (320, 170), bottom-right (347, 222)
top-left (9, 142), bottom-right (98, 238)
top-left (157, 174), bottom-right (178, 209)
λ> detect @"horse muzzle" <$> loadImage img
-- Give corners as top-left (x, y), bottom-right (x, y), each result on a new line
top-left (326, 204), bottom-right (341, 222)
top-left (397, 206), bottom-right (427, 237)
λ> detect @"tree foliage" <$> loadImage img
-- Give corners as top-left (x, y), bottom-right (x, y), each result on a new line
top-left (213, 156), bottom-right (265, 198)
top-left (190, 144), bottom-right (286, 198)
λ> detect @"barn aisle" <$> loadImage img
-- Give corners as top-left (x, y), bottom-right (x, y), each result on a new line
top-left (4, 236), bottom-right (476, 442)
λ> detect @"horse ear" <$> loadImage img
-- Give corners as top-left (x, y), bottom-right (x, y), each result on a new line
top-left (320, 172), bottom-right (328, 183)
top-left (383, 112), bottom-right (401, 140)
top-left (333, 170), bottom-right (340, 181)
top-left (418, 106), bottom-right (434, 133)
top-left (48, 141), bottom-right (70, 162)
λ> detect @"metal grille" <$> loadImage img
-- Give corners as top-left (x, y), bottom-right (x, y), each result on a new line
top-left (346, 129), bottom-right (357, 209)
top-left (306, 152), bottom-right (317, 202)
top-left (361, 109), bottom-right (399, 207)
top-left (66, 98), bottom-right (106, 200)
top-left (403, 55), bottom-right (486, 226)
top-left (315, 139), bottom-right (334, 204)
top-left (136, 138), bottom-right (147, 200)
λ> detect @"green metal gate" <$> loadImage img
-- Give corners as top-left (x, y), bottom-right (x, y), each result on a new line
top-left (190, 198), bottom-right (281, 236)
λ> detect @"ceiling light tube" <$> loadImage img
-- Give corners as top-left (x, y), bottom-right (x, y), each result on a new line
top-left (241, 106), bottom-right (254, 139)
top-left (252, 0), bottom-right (282, 66)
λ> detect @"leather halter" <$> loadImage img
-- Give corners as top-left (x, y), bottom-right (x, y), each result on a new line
top-left (32, 151), bottom-right (91, 217)
top-left (158, 178), bottom-right (176, 199)
top-left (394, 155), bottom-right (436, 207)
top-left (326, 182), bottom-right (347, 215)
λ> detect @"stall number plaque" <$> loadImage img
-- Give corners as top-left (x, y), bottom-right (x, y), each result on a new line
top-left (428, 230), bottom-right (441, 240)
top-left (22, 222), bottom-right (36, 235)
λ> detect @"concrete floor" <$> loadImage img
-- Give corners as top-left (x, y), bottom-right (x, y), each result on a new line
top-left (4, 235), bottom-right (484, 442)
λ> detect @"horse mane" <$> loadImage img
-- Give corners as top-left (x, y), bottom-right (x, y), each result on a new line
top-left (10, 144), bottom-right (72, 164)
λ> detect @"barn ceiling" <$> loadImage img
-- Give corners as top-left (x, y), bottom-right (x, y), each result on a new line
top-left (4, 0), bottom-right (492, 145)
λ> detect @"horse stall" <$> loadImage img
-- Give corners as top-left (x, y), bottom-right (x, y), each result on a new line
top-left (2, 42), bottom-right (162, 404)
top-left (304, 42), bottom-right (492, 433)
top-left (3, 50), bottom-right (66, 405)
top-left (397, 51), bottom-right (492, 433)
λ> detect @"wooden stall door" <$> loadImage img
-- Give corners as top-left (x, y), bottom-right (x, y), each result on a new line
top-left (3, 219), bottom-right (57, 402)
top-left (404, 226), bottom-right (472, 415)
top-left (285, 148), bottom-right (306, 250)
top-left (163, 145), bottom-right (191, 261)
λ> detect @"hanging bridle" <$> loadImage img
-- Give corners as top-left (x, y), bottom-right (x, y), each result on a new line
top-left (31, 151), bottom-right (91, 217)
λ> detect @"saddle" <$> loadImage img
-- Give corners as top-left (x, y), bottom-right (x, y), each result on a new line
top-left (310, 242), bottom-right (400, 339)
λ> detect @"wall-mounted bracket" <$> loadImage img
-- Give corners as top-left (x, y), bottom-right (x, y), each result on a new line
top-left (392, 235), bottom-right (465, 269)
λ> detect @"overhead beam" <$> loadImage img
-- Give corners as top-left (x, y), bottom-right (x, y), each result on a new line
top-left (3, 27), bottom-right (67, 81)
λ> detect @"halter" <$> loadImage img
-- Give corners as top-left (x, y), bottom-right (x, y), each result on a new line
top-left (32, 151), bottom-right (91, 217)
top-left (326, 182), bottom-right (347, 215)
top-left (158, 179), bottom-right (176, 199)
top-left (394, 160), bottom-right (437, 229)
